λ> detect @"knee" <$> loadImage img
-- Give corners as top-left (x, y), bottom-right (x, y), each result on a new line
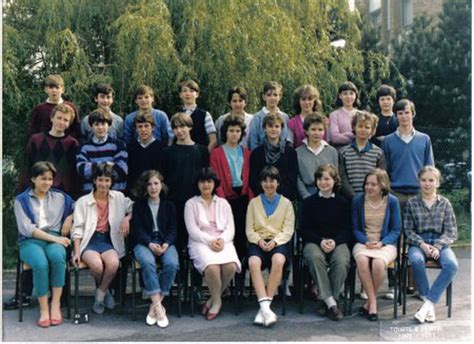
top-left (105, 257), bottom-right (120, 272)
top-left (87, 259), bottom-right (104, 274)
top-left (32, 259), bottom-right (49, 274)
top-left (355, 257), bottom-right (369, 271)
top-left (271, 254), bottom-right (286, 269)
top-left (163, 260), bottom-right (180, 273)
top-left (409, 252), bottom-right (425, 267)
top-left (443, 258), bottom-right (459, 274)
top-left (47, 249), bottom-right (66, 266)
top-left (371, 259), bottom-right (386, 272)
top-left (248, 256), bottom-right (261, 270)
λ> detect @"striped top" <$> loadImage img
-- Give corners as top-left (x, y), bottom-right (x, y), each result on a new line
top-left (339, 140), bottom-right (385, 199)
top-left (76, 136), bottom-right (128, 192)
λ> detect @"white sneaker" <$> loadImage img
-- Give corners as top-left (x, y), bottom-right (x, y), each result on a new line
top-left (155, 304), bottom-right (169, 328)
top-left (253, 309), bottom-right (264, 326)
top-left (93, 289), bottom-right (105, 315)
top-left (414, 308), bottom-right (428, 323)
top-left (146, 305), bottom-right (157, 326)
top-left (360, 291), bottom-right (368, 300)
top-left (384, 289), bottom-right (394, 300)
top-left (425, 308), bottom-right (436, 323)
top-left (263, 309), bottom-right (278, 327)
top-left (104, 290), bottom-right (115, 310)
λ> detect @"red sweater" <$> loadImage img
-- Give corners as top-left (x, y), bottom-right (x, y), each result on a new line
top-left (210, 146), bottom-right (253, 200)
top-left (27, 101), bottom-right (81, 140)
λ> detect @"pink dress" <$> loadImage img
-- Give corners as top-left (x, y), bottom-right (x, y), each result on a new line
top-left (184, 195), bottom-right (241, 274)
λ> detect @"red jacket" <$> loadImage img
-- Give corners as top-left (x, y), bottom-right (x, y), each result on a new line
top-left (210, 146), bottom-right (254, 200)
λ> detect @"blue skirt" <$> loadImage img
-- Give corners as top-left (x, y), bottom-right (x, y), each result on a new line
top-left (84, 231), bottom-right (114, 254)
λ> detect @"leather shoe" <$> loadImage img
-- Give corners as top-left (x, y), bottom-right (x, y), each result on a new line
top-left (202, 303), bottom-right (211, 316)
top-left (328, 305), bottom-right (343, 321)
top-left (206, 310), bottom-right (219, 321)
top-left (358, 306), bottom-right (369, 316)
top-left (50, 312), bottom-right (64, 326)
top-left (368, 313), bottom-right (378, 321)
top-left (37, 318), bottom-right (51, 328)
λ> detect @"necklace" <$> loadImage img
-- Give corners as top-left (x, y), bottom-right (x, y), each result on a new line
top-left (367, 197), bottom-right (385, 209)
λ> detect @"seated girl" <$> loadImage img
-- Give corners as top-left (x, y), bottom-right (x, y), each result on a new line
top-left (301, 164), bottom-right (351, 321)
top-left (130, 170), bottom-right (179, 328)
top-left (184, 168), bottom-right (241, 320)
top-left (352, 168), bottom-right (401, 321)
top-left (71, 162), bottom-right (133, 315)
top-left (404, 166), bottom-right (458, 323)
top-left (246, 166), bottom-right (295, 327)
top-left (14, 161), bottom-right (74, 327)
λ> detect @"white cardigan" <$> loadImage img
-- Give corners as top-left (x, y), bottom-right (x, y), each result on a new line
top-left (71, 190), bottom-right (133, 258)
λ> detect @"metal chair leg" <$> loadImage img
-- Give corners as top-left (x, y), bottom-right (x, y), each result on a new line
top-left (132, 262), bottom-right (136, 321)
top-left (74, 266), bottom-right (79, 316)
top-left (18, 262), bottom-right (23, 323)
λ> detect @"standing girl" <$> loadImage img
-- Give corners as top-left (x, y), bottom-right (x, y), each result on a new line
top-left (328, 81), bottom-right (361, 150)
top-left (211, 115), bottom-right (253, 259)
top-left (404, 166), bottom-right (458, 323)
top-left (288, 85), bottom-right (323, 148)
top-left (14, 161), bottom-right (73, 327)
top-left (130, 170), bottom-right (180, 328)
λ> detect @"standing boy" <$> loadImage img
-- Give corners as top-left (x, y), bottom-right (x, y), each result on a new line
top-left (178, 79), bottom-right (217, 152)
top-left (27, 74), bottom-right (81, 140)
top-left (76, 109), bottom-right (128, 193)
top-left (248, 81), bottom-right (291, 151)
top-left (127, 112), bottom-right (164, 193)
top-left (81, 83), bottom-right (123, 142)
top-left (123, 85), bottom-right (172, 146)
top-left (382, 99), bottom-right (434, 296)
top-left (372, 85), bottom-right (398, 147)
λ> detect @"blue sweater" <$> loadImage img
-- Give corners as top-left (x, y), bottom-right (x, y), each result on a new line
top-left (123, 108), bottom-right (172, 146)
top-left (352, 193), bottom-right (401, 246)
top-left (381, 131), bottom-right (434, 194)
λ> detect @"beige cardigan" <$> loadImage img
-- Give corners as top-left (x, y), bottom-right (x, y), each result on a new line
top-left (246, 195), bottom-right (295, 245)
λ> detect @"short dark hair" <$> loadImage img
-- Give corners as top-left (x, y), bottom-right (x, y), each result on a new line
top-left (393, 99), bottom-right (416, 116)
top-left (259, 166), bottom-right (280, 183)
top-left (262, 113), bottom-right (285, 129)
top-left (335, 81), bottom-right (361, 108)
top-left (220, 115), bottom-right (246, 144)
top-left (292, 84), bottom-right (322, 114)
top-left (303, 112), bottom-right (327, 131)
top-left (134, 112), bottom-right (155, 127)
top-left (376, 84), bottom-right (396, 101)
top-left (93, 83), bottom-right (115, 97)
top-left (31, 161), bottom-right (57, 180)
top-left (227, 86), bottom-right (249, 104)
top-left (179, 79), bottom-right (200, 93)
top-left (88, 108), bottom-right (112, 126)
top-left (314, 164), bottom-right (340, 191)
top-left (195, 167), bottom-right (220, 195)
top-left (170, 112), bottom-right (193, 128)
top-left (131, 170), bottom-right (168, 199)
top-left (92, 162), bottom-right (115, 190)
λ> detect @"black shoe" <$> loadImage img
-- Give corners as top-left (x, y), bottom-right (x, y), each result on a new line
top-left (358, 306), bottom-right (369, 316)
top-left (3, 295), bottom-right (31, 310)
top-left (407, 287), bottom-right (416, 295)
top-left (328, 305), bottom-right (343, 321)
top-left (315, 300), bottom-right (328, 316)
top-left (368, 313), bottom-right (378, 321)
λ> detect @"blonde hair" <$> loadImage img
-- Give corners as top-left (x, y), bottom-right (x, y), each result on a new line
top-left (351, 110), bottom-right (378, 135)
top-left (418, 166), bottom-right (442, 184)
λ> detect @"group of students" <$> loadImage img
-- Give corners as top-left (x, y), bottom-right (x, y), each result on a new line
top-left (11, 74), bottom-right (458, 330)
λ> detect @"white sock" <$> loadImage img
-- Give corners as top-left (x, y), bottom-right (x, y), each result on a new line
top-left (420, 300), bottom-right (434, 314)
top-left (258, 297), bottom-right (272, 314)
top-left (96, 288), bottom-right (106, 302)
top-left (324, 296), bottom-right (337, 309)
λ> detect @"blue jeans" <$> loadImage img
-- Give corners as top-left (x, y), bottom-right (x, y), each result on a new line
top-left (133, 244), bottom-right (179, 297)
top-left (19, 236), bottom-right (66, 297)
top-left (408, 245), bottom-right (458, 304)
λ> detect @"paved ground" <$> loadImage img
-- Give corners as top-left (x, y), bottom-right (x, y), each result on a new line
top-left (1, 247), bottom-right (471, 342)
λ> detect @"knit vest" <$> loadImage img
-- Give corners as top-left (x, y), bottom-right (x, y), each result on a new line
top-left (189, 107), bottom-right (208, 146)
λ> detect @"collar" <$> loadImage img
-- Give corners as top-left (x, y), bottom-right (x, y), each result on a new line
top-left (395, 128), bottom-right (415, 138)
top-left (418, 194), bottom-right (441, 204)
top-left (138, 136), bottom-right (155, 148)
top-left (183, 105), bottom-right (197, 113)
top-left (27, 189), bottom-right (51, 200)
top-left (46, 98), bottom-right (64, 105)
top-left (86, 190), bottom-right (116, 206)
top-left (198, 195), bottom-right (217, 204)
top-left (303, 139), bottom-right (328, 154)
top-left (318, 191), bottom-right (335, 198)
top-left (92, 135), bottom-right (108, 144)
top-left (261, 106), bottom-right (281, 115)
top-left (350, 139), bottom-right (372, 153)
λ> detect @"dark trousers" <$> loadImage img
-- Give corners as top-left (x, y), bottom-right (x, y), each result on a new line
top-left (227, 195), bottom-right (249, 260)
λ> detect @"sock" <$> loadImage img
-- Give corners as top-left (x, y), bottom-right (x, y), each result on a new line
top-left (96, 288), bottom-right (106, 302)
top-left (258, 297), bottom-right (272, 314)
top-left (420, 300), bottom-right (434, 314)
top-left (324, 296), bottom-right (337, 309)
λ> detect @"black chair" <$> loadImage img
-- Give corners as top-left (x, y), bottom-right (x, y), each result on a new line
top-left (130, 256), bottom-right (182, 320)
top-left (401, 244), bottom-right (453, 318)
top-left (17, 253), bottom-right (71, 322)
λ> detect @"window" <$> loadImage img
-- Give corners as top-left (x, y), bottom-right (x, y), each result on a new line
top-left (369, 0), bottom-right (381, 12)
top-left (402, 0), bottom-right (413, 26)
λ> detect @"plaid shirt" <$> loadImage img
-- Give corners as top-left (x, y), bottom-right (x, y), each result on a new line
top-left (403, 194), bottom-right (457, 249)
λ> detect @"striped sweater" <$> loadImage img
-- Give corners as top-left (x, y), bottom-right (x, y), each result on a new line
top-left (339, 140), bottom-right (385, 199)
top-left (76, 136), bottom-right (128, 193)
